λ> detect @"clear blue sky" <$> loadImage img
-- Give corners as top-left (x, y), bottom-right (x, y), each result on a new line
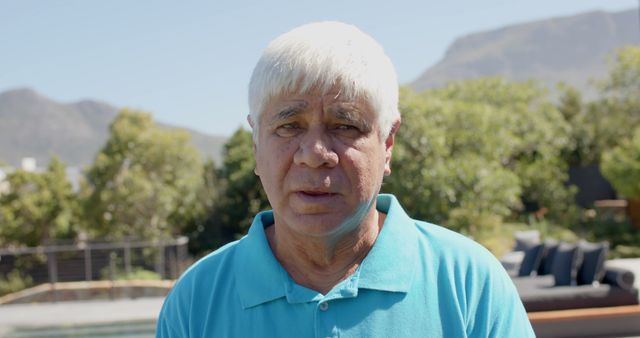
top-left (1, 0), bottom-right (637, 136)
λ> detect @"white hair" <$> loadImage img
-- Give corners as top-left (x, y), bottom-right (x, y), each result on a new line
top-left (248, 21), bottom-right (399, 140)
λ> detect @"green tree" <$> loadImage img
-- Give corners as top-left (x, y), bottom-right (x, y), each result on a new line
top-left (601, 126), bottom-right (640, 199)
top-left (602, 46), bottom-right (640, 99)
top-left (598, 46), bottom-right (640, 198)
top-left (192, 128), bottom-right (270, 252)
top-left (557, 83), bottom-right (601, 166)
top-left (0, 156), bottom-right (77, 247)
top-left (218, 129), bottom-right (270, 232)
top-left (81, 109), bottom-right (203, 240)
top-left (577, 47), bottom-right (640, 163)
top-left (180, 159), bottom-right (222, 254)
top-left (384, 78), bottom-right (574, 234)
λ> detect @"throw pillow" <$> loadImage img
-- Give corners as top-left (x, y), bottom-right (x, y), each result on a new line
top-left (577, 240), bottom-right (609, 285)
top-left (518, 243), bottom-right (544, 277)
top-left (552, 242), bottom-right (582, 286)
top-left (537, 239), bottom-right (559, 276)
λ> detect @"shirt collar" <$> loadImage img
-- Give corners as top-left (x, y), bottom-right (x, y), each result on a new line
top-left (234, 194), bottom-right (419, 309)
top-left (355, 194), bottom-right (418, 292)
top-left (234, 211), bottom-right (289, 309)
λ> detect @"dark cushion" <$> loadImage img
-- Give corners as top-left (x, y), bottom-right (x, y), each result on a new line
top-left (603, 266), bottom-right (636, 290)
top-left (552, 242), bottom-right (582, 286)
top-left (537, 239), bottom-right (559, 276)
top-left (577, 240), bottom-right (609, 285)
top-left (518, 243), bottom-right (544, 277)
top-left (513, 230), bottom-right (540, 251)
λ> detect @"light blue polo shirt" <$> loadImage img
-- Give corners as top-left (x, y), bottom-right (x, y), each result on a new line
top-left (157, 194), bottom-right (534, 337)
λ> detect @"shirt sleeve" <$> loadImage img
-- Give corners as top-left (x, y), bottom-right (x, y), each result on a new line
top-left (156, 312), bottom-right (184, 338)
top-left (156, 289), bottom-right (190, 338)
top-left (467, 251), bottom-right (536, 337)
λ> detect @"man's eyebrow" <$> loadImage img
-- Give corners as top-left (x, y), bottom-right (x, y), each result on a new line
top-left (270, 102), bottom-right (308, 123)
top-left (335, 109), bottom-right (372, 130)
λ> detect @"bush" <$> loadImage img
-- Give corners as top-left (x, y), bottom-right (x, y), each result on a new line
top-left (0, 270), bottom-right (33, 297)
top-left (611, 245), bottom-right (640, 259)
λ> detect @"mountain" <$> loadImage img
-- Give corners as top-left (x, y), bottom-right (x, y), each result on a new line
top-left (0, 88), bottom-right (226, 168)
top-left (411, 9), bottom-right (640, 94)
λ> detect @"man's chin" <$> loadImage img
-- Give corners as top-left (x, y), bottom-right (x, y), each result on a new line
top-left (286, 209), bottom-right (373, 239)
top-left (276, 197), bottom-right (377, 237)
top-left (283, 212), bottom-right (351, 237)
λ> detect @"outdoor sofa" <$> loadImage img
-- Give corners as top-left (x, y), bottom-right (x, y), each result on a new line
top-left (502, 231), bottom-right (639, 312)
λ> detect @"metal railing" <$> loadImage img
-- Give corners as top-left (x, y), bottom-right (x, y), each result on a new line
top-left (0, 237), bottom-right (189, 286)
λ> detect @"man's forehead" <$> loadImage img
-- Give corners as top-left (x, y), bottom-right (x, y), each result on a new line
top-left (267, 91), bottom-right (371, 114)
top-left (267, 98), bottom-right (372, 124)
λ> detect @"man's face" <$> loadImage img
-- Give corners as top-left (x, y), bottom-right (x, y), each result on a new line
top-left (253, 89), bottom-right (397, 238)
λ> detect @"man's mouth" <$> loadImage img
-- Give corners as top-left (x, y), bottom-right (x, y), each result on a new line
top-left (300, 191), bottom-right (334, 196)
top-left (295, 191), bottom-right (338, 201)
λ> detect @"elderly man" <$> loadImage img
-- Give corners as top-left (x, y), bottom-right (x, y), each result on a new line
top-left (157, 22), bottom-right (534, 337)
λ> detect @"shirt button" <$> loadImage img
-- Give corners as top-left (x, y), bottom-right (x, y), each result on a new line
top-left (319, 302), bottom-right (329, 311)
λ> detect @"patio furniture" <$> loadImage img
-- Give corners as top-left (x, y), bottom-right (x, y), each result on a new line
top-left (502, 232), bottom-right (639, 312)
top-left (513, 266), bottom-right (638, 312)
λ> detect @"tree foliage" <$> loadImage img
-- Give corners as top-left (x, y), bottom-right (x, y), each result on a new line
top-left (566, 46), bottom-right (640, 166)
top-left (190, 128), bottom-right (270, 252)
top-left (559, 46), bottom-right (640, 200)
top-left (602, 46), bottom-right (640, 99)
top-left (557, 83), bottom-right (601, 166)
top-left (81, 109), bottom-right (203, 240)
top-left (598, 46), bottom-right (640, 199)
top-left (601, 127), bottom-right (640, 199)
top-left (384, 78), bottom-right (575, 234)
top-left (0, 156), bottom-right (77, 246)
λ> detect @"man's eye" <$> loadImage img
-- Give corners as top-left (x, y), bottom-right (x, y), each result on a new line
top-left (275, 123), bottom-right (300, 137)
top-left (336, 124), bottom-right (359, 131)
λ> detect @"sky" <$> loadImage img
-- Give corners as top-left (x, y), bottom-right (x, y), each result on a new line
top-left (1, 0), bottom-right (638, 137)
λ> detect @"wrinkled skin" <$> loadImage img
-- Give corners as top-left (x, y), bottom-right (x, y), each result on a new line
top-left (253, 90), bottom-right (397, 245)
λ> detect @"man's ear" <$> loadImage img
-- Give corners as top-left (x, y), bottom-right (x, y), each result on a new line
top-left (384, 118), bottom-right (401, 177)
top-left (248, 114), bottom-right (260, 176)
top-left (247, 114), bottom-right (254, 129)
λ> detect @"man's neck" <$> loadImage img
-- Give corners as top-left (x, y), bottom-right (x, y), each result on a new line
top-left (265, 210), bottom-right (386, 295)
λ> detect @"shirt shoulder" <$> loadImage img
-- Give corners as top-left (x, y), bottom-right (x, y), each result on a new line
top-left (179, 239), bottom-right (241, 283)
top-left (410, 219), bottom-right (514, 303)
top-left (410, 219), bottom-right (535, 337)
top-left (156, 239), bottom-right (243, 337)
top-left (412, 219), bottom-right (499, 270)
top-left (168, 237), bottom-right (243, 303)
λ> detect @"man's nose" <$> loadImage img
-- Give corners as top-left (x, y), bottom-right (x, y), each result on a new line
top-left (293, 128), bottom-right (339, 168)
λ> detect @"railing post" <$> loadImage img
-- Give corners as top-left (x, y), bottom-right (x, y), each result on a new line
top-left (124, 242), bottom-right (132, 277)
top-left (84, 246), bottom-right (92, 281)
top-left (47, 251), bottom-right (58, 302)
top-left (109, 251), bottom-right (117, 280)
top-left (109, 251), bottom-right (117, 299)
top-left (176, 236), bottom-right (188, 275)
top-left (168, 248), bottom-right (177, 279)
top-left (155, 242), bottom-right (165, 279)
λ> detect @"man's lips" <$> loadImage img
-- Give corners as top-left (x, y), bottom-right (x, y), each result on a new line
top-left (298, 190), bottom-right (336, 196)
top-left (294, 190), bottom-right (339, 201)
